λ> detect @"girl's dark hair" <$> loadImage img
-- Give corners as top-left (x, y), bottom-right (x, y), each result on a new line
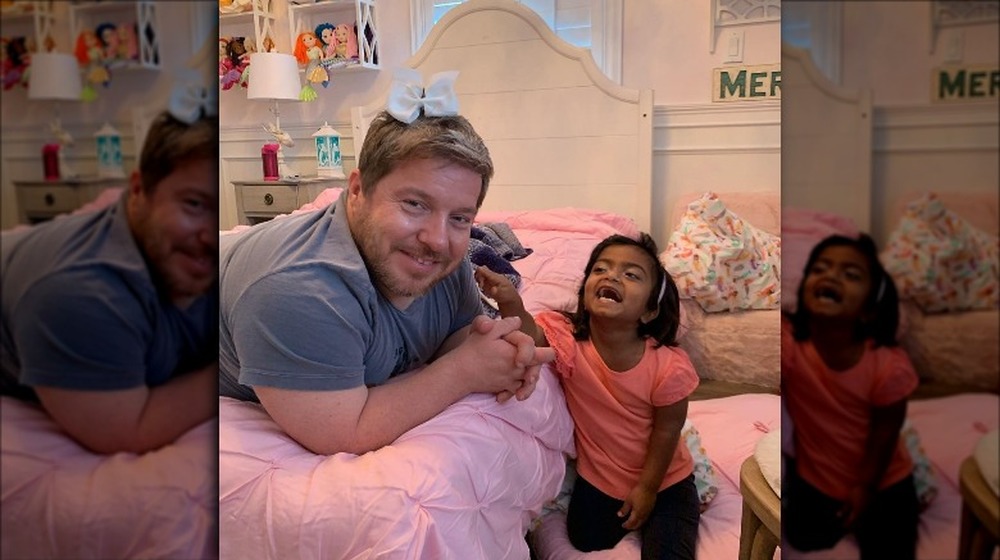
top-left (563, 233), bottom-right (681, 348)
top-left (790, 233), bottom-right (899, 347)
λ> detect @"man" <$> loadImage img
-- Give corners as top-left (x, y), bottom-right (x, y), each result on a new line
top-left (1, 110), bottom-right (219, 454)
top-left (219, 109), bottom-right (553, 455)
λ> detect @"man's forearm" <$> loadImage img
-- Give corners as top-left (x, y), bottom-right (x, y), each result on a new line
top-left (130, 362), bottom-right (219, 452)
top-left (346, 356), bottom-right (474, 453)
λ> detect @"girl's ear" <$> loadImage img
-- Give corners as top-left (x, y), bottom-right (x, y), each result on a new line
top-left (640, 306), bottom-right (659, 325)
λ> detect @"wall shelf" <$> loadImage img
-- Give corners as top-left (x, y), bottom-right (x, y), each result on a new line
top-left (288, 0), bottom-right (379, 72)
top-left (69, 1), bottom-right (160, 70)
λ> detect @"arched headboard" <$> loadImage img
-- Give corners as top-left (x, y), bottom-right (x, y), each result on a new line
top-left (351, 0), bottom-right (653, 232)
top-left (781, 43), bottom-right (873, 232)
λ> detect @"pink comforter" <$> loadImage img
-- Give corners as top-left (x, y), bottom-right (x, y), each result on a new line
top-left (0, 396), bottom-right (217, 559)
top-left (219, 367), bottom-right (574, 559)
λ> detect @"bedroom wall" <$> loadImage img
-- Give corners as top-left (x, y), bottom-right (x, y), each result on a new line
top-left (219, 0), bottom-right (782, 244)
top-left (0, 1), bottom-right (213, 230)
top-left (840, 2), bottom-right (999, 245)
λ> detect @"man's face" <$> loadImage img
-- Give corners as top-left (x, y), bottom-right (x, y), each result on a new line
top-left (347, 157), bottom-right (480, 309)
top-left (128, 158), bottom-right (218, 308)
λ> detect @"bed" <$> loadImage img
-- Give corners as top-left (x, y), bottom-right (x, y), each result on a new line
top-left (780, 42), bottom-right (1000, 560)
top-left (218, 1), bottom-right (782, 559)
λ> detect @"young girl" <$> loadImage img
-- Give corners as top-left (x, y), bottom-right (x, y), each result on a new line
top-left (477, 233), bottom-right (700, 558)
top-left (782, 234), bottom-right (919, 559)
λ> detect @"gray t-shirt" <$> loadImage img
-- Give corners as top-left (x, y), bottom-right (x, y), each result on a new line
top-left (0, 196), bottom-right (218, 400)
top-left (218, 191), bottom-right (481, 402)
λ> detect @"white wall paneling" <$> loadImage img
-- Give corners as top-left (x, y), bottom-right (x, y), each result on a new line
top-left (872, 103), bottom-right (1000, 245)
top-left (651, 102), bottom-right (780, 248)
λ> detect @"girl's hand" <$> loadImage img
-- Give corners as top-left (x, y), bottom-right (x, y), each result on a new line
top-left (474, 266), bottom-right (522, 310)
top-left (619, 485), bottom-right (657, 530)
top-left (838, 485), bottom-right (874, 530)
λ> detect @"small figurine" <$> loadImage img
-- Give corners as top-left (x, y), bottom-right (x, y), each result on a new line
top-left (293, 31), bottom-right (328, 100)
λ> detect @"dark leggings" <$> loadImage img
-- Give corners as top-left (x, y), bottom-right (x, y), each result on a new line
top-left (566, 474), bottom-right (699, 560)
top-left (782, 459), bottom-right (918, 560)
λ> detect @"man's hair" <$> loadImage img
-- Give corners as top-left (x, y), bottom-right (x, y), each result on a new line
top-left (138, 111), bottom-right (218, 193)
top-left (357, 111), bottom-right (494, 207)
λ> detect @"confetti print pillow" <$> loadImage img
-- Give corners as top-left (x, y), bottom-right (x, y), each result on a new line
top-left (662, 192), bottom-right (781, 313)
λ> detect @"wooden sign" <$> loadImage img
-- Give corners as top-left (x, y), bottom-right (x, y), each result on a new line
top-left (713, 64), bottom-right (781, 102)
top-left (933, 64), bottom-right (999, 103)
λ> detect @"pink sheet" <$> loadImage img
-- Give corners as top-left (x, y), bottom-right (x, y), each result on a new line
top-left (0, 396), bottom-right (217, 559)
top-left (530, 394), bottom-right (781, 559)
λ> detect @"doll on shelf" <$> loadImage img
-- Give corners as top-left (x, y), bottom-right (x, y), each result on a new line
top-left (2, 36), bottom-right (31, 91)
top-left (293, 30), bottom-right (328, 100)
top-left (315, 22), bottom-right (337, 60)
top-left (219, 36), bottom-right (251, 90)
top-left (75, 30), bottom-right (110, 100)
top-left (96, 22), bottom-right (119, 61)
top-left (117, 22), bottom-right (139, 61)
top-left (333, 23), bottom-right (359, 60)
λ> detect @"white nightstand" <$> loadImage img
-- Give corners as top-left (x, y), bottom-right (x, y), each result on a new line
top-left (13, 177), bottom-right (127, 224)
top-left (232, 176), bottom-right (347, 225)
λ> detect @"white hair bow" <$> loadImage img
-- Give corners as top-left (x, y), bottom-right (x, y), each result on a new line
top-left (168, 69), bottom-right (218, 125)
top-left (385, 68), bottom-right (460, 124)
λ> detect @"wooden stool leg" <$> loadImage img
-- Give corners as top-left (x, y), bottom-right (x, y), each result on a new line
top-left (750, 526), bottom-right (779, 560)
top-left (740, 499), bottom-right (762, 560)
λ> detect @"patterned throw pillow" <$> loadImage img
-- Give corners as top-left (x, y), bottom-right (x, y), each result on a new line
top-left (663, 192), bottom-right (781, 313)
top-left (882, 193), bottom-right (999, 313)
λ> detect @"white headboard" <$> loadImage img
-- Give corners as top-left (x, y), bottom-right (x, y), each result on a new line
top-left (351, 0), bottom-right (653, 232)
top-left (781, 43), bottom-right (873, 232)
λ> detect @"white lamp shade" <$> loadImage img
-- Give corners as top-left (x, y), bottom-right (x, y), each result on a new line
top-left (247, 53), bottom-right (301, 101)
top-left (28, 53), bottom-right (83, 101)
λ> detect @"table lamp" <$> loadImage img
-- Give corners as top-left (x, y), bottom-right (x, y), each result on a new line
top-left (247, 52), bottom-right (301, 180)
top-left (28, 52), bottom-right (83, 180)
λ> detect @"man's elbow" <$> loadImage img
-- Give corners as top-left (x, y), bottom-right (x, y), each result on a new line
top-left (70, 432), bottom-right (165, 455)
top-left (291, 432), bottom-right (374, 456)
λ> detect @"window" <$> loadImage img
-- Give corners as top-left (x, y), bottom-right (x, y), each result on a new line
top-left (410, 0), bottom-right (622, 83)
top-left (781, 2), bottom-right (841, 84)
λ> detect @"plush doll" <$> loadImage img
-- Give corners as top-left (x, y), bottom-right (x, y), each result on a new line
top-left (75, 30), bottom-right (110, 100)
top-left (315, 22), bottom-right (336, 59)
top-left (2, 36), bottom-right (30, 90)
top-left (220, 36), bottom-right (250, 90)
top-left (96, 22), bottom-right (119, 61)
top-left (293, 31), bottom-right (328, 100)
top-left (117, 22), bottom-right (139, 61)
top-left (333, 23), bottom-right (359, 60)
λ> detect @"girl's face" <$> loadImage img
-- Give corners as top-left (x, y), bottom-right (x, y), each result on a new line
top-left (321, 27), bottom-right (334, 45)
top-left (583, 244), bottom-right (659, 325)
top-left (802, 245), bottom-right (872, 321)
top-left (303, 33), bottom-right (317, 47)
top-left (335, 26), bottom-right (348, 42)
